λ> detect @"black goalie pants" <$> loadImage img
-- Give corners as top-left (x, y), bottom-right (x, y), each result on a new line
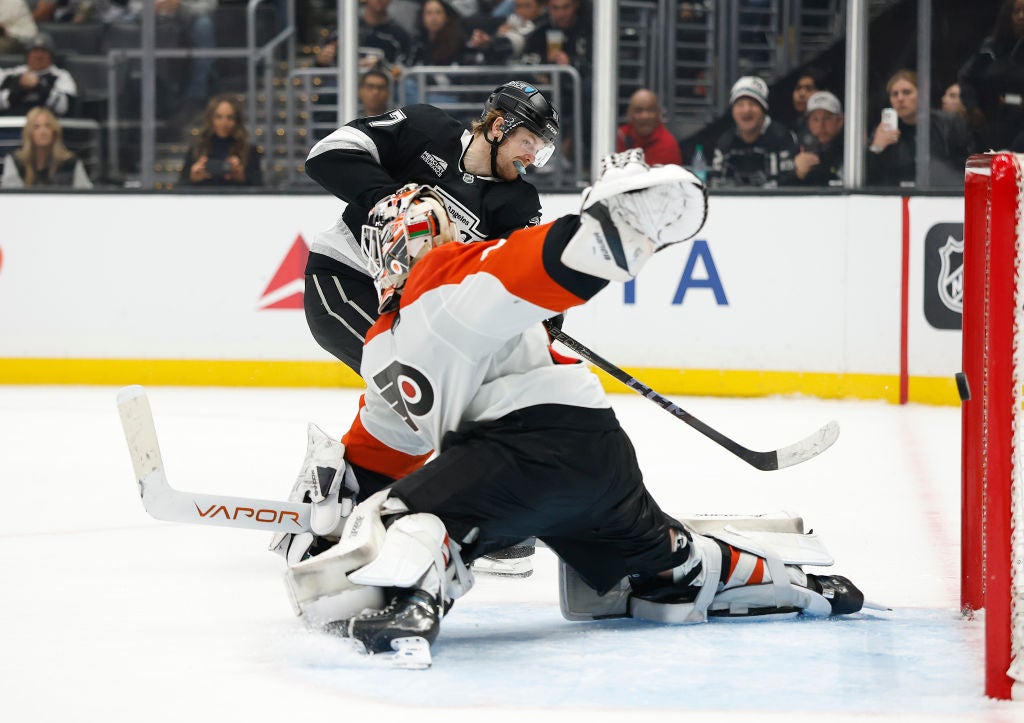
top-left (387, 404), bottom-right (681, 595)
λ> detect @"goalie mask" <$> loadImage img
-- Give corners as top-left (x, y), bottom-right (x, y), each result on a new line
top-left (361, 184), bottom-right (458, 313)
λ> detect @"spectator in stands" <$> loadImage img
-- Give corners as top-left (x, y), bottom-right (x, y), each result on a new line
top-left (522, 0), bottom-right (591, 164)
top-left (709, 75), bottom-right (798, 188)
top-left (180, 93), bottom-right (263, 187)
top-left (465, 0), bottom-right (547, 65)
top-left (0, 32), bottom-right (76, 117)
top-left (793, 90), bottom-right (843, 187)
top-left (410, 0), bottom-right (466, 66)
top-left (958, 0), bottom-right (1024, 152)
top-left (867, 69), bottom-right (969, 188)
top-left (0, 0), bottom-right (36, 54)
top-left (359, 67), bottom-right (392, 117)
top-left (406, 0), bottom-right (466, 104)
top-left (360, 0), bottom-right (413, 69)
top-left (941, 82), bottom-right (967, 117)
top-left (785, 71), bottom-right (820, 136)
top-left (616, 88), bottom-right (682, 166)
top-left (1, 105), bottom-right (92, 187)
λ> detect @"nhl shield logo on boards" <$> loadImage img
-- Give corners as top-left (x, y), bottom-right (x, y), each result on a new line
top-left (923, 223), bottom-right (964, 330)
top-left (936, 234), bottom-right (964, 314)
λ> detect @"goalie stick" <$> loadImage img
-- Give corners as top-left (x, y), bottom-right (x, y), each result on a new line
top-left (117, 385), bottom-right (314, 532)
top-left (543, 321), bottom-right (839, 471)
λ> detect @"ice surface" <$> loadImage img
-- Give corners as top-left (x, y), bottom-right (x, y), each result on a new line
top-left (1, 385), bottom-right (1019, 722)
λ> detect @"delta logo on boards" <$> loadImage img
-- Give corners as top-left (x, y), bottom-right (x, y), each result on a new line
top-left (923, 223), bottom-right (963, 330)
top-left (258, 234), bottom-right (309, 310)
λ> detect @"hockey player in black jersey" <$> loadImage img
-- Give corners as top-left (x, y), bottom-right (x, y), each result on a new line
top-left (276, 151), bottom-right (870, 668)
top-left (291, 82), bottom-right (560, 578)
top-left (303, 81), bottom-right (559, 373)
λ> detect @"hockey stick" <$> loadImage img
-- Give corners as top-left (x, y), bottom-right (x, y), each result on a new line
top-left (117, 385), bottom-right (314, 532)
top-left (543, 321), bottom-right (839, 471)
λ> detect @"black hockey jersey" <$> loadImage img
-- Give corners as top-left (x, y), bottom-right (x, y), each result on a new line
top-left (305, 104), bottom-right (543, 276)
top-left (709, 117), bottom-right (799, 189)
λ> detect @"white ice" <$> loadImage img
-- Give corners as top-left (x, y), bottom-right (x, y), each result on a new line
top-left (1, 385), bottom-right (1020, 722)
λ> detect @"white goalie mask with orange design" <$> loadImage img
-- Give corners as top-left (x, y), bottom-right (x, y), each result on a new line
top-left (360, 184), bottom-right (459, 313)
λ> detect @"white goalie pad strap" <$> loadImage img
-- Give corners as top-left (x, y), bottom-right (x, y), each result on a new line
top-left (628, 531), bottom-right (724, 624)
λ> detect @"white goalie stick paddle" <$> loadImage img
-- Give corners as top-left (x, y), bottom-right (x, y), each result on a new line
top-left (117, 385), bottom-right (314, 532)
top-left (543, 322), bottom-right (839, 471)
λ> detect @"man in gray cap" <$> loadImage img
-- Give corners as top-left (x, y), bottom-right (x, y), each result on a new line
top-left (0, 31), bottom-right (77, 116)
top-left (709, 75), bottom-right (799, 188)
top-left (794, 90), bottom-right (844, 186)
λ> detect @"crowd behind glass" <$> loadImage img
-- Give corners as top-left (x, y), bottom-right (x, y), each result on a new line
top-left (0, 0), bottom-right (1020, 192)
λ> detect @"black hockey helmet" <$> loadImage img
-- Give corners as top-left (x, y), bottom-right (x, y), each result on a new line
top-left (481, 81), bottom-right (559, 167)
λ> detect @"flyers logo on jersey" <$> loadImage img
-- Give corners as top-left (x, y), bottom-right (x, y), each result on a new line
top-left (372, 362), bottom-right (435, 431)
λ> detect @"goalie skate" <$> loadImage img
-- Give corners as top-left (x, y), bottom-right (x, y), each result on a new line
top-left (473, 543), bottom-right (535, 578)
top-left (327, 588), bottom-right (441, 670)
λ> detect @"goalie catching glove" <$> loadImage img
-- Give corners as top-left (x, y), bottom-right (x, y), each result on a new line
top-left (561, 148), bottom-right (708, 282)
top-left (361, 183), bottom-right (458, 313)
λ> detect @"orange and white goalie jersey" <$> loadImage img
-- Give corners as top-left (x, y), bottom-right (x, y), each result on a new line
top-left (342, 220), bottom-right (611, 478)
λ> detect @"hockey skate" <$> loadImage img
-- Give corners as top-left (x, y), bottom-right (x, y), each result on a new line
top-left (473, 541), bottom-right (536, 578)
top-left (304, 491), bottom-right (474, 668)
top-left (327, 588), bottom-right (442, 669)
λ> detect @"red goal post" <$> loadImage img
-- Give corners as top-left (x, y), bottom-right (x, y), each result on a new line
top-left (961, 151), bottom-right (1024, 700)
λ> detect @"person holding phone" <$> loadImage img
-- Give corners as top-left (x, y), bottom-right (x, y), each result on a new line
top-left (866, 69), bottom-right (969, 188)
top-left (793, 90), bottom-right (844, 186)
top-left (180, 93), bottom-right (263, 187)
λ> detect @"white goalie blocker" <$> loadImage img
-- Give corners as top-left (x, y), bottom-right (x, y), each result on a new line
top-left (560, 512), bottom-right (869, 623)
top-left (282, 490), bottom-right (473, 627)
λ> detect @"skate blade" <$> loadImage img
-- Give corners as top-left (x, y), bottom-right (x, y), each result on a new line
top-left (338, 636), bottom-right (432, 669)
top-left (862, 599), bottom-right (892, 612)
top-left (390, 636), bottom-right (432, 669)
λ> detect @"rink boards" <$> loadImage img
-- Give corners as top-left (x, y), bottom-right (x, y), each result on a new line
top-left (0, 191), bottom-right (964, 404)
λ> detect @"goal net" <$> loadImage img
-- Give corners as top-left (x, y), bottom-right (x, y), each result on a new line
top-left (961, 151), bottom-right (1024, 700)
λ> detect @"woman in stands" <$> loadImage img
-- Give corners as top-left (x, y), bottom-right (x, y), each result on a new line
top-left (181, 94), bottom-right (263, 187)
top-left (866, 69), bottom-right (969, 188)
top-left (0, 106), bottom-right (92, 188)
top-left (405, 0), bottom-right (467, 105)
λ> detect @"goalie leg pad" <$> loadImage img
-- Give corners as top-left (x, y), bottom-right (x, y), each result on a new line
top-left (283, 489), bottom-right (395, 625)
top-left (329, 501), bottom-right (474, 658)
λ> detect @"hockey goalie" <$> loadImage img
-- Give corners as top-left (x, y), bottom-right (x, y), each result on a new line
top-left (268, 150), bottom-right (869, 667)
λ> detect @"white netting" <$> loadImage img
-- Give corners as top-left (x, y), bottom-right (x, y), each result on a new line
top-left (1011, 153), bottom-right (1024, 692)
